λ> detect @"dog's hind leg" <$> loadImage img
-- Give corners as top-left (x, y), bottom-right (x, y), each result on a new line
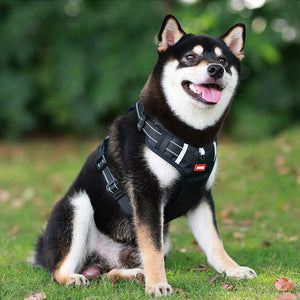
top-left (186, 190), bottom-right (257, 279)
top-left (52, 191), bottom-right (94, 286)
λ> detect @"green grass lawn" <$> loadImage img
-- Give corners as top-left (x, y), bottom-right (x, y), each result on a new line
top-left (0, 128), bottom-right (299, 299)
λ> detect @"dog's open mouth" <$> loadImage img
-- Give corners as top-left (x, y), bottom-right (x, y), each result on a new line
top-left (182, 81), bottom-right (223, 105)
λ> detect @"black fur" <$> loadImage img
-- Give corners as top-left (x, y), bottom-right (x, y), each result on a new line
top-left (33, 15), bottom-right (246, 288)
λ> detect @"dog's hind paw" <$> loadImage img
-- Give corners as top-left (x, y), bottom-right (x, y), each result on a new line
top-left (66, 273), bottom-right (90, 287)
top-left (106, 268), bottom-right (144, 282)
top-left (146, 282), bottom-right (173, 297)
top-left (225, 266), bottom-right (257, 279)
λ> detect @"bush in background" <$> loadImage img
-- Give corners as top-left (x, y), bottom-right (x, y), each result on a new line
top-left (0, 0), bottom-right (299, 140)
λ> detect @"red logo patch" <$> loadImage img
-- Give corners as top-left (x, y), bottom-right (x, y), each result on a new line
top-left (194, 164), bottom-right (206, 171)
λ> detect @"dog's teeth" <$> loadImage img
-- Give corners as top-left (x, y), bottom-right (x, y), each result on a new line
top-left (189, 83), bottom-right (199, 94)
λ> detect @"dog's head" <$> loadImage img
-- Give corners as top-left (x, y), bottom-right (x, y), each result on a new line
top-left (155, 15), bottom-right (246, 130)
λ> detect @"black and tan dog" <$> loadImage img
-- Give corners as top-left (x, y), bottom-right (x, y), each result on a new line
top-left (32, 15), bottom-right (257, 297)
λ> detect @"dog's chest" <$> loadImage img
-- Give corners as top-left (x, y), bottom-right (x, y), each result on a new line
top-left (143, 145), bottom-right (218, 191)
top-left (144, 146), bottom-right (180, 188)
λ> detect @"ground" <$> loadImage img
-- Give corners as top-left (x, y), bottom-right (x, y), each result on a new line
top-left (0, 128), bottom-right (299, 299)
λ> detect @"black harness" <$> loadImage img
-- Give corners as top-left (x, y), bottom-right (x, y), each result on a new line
top-left (95, 101), bottom-right (217, 224)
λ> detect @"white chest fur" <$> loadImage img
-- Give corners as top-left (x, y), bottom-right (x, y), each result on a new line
top-left (144, 146), bottom-right (180, 188)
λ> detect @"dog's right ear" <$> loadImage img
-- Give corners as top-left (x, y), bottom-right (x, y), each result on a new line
top-left (157, 15), bottom-right (186, 52)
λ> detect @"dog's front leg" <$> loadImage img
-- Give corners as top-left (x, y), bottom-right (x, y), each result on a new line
top-left (186, 190), bottom-right (257, 279)
top-left (133, 195), bottom-right (172, 297)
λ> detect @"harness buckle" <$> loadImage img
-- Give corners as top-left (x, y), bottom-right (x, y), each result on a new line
top-left (96, 155), bottom-right (107, 171)
top-left (106, 178), bottom-right (123, 201)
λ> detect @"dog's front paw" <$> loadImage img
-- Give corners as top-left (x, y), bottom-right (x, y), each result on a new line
top-left (225, 266), bottom-right (257, 279)
top-left (146, 282), bottom-right (173, 297)
top-left (66, 273), bottom-right (90, 286)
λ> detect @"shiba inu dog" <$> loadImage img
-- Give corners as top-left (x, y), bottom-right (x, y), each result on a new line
top-left (32, 15), bottom-right (257, 297)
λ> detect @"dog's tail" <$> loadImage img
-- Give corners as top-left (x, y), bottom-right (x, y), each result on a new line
top-left (28, 234), bottom-right (45, 267)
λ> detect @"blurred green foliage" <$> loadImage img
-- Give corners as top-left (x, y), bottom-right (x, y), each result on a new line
top-left (0, 0), bottom-right (299, 140)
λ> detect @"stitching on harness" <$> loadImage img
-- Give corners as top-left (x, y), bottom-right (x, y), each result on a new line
top-left (144, 130), bottom-right (158, 143)
top-left (166, 148), bottom-right (178, 156)
top-left (170, 140), bottom-right (183, 149)
top-left (145, 121), bottom-right (162, 136)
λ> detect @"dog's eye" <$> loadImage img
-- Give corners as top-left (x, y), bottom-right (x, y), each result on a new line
top-left (218, 57), bottom-right (227, 65)
top-left (186, 54), bottom-right (196, 61)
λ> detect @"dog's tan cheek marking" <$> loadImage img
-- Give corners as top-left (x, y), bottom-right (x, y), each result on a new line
top-left (193, 45), bottom-right (203, 56)
top-left (214, 47), bottom-right (223, 57)
top-left (135, 223), bottom-right (167, 288)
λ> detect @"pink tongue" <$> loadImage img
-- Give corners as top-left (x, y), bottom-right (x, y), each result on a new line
top-left (193, 84), bottom-right (222, 103)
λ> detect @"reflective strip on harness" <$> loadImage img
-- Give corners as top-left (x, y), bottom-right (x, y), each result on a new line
top-left (175, 143), bottom-right (188, 164)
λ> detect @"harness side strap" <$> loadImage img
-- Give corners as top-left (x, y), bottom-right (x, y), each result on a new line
top-left (95, 138), bottom-right (133, 216)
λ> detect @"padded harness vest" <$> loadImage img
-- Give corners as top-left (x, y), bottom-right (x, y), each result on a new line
top-left (95, 101), bottom-right (217, 224)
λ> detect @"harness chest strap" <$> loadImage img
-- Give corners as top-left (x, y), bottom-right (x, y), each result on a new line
top-left (95, 101), bottom-right (217, 223)
top-left (135, 101), bottom-right (216, 177)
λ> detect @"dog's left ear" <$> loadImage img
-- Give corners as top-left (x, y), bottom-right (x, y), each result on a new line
top-left (220, 23), bottom-right (246, 61)
top-left (157, 15), bottom-right (186, 52)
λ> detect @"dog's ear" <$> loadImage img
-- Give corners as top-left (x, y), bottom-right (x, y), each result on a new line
top-left (157, 15), bottom-right (186, 52)
top-left (220, 23), bottom-right (246, 61)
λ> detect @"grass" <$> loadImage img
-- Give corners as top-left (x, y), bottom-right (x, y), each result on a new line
top-left (0, 128), bottom-right (299, 299)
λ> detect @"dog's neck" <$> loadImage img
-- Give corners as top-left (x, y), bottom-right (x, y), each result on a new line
top-left (140, 73), bottom-right (230, 148)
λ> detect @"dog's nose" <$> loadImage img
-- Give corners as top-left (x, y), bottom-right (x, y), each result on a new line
top-left (208, 64), bottom-right (224, 79)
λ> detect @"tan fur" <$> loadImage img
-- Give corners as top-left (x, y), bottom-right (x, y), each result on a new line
top-left (52, 259), bottom-right (67, 284)
top-left (193, 45), bottom-right (203, 56)
top-left (53, 268), bottom-right (89, 286)
top-left (157, 46), bottom-right (167, 52)
top-left (52, 258), bottom-right (89, 286)
top-left (214, 47), bottom-right (223, 57)
top-left (135, 223), bottom-right (167, 291)
top-left (106, 268), bottom-right (144, 283)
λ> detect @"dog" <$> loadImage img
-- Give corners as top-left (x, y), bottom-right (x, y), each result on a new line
top-left (32, 15), bottom-right (257, 297)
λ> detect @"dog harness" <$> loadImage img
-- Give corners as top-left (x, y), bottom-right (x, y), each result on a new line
top-left (95, 101), bottom-right (217, 224)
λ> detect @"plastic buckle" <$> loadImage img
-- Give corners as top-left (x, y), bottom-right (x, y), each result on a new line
top-left (106, 178), bottom-right (121, 198)
top-left (96, 155), bottom-right (107, 171)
